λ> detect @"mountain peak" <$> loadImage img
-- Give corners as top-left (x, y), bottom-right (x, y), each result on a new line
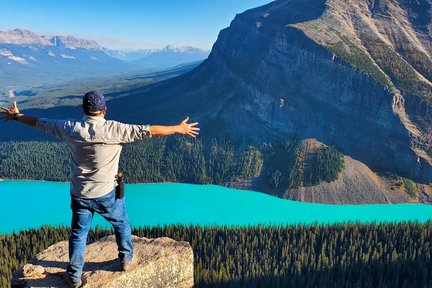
top-left (0, 28), bottom-right (103, 50)
top-left (11, 28), bottom-right (35, 35)
top-left (162, 45), bottom-right (206, 53)
top-left (0, 28), bottom-right (51, 46)
top-left (50, 35), bottom-right (102, 50)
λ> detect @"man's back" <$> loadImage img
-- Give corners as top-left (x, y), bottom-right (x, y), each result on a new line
top-left (1, 90), bottom-right (199, 287)
top-left (36, 115), bottom-right (151, 198)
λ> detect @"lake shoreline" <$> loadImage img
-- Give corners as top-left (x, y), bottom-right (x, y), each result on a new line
top-left (1, 180), bottom-right (432, 235)
top-left (1, 178), bottom-right (430, 206)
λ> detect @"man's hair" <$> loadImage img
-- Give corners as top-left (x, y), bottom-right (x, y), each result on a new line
top-left (83, 106), bottom-right (103, 116)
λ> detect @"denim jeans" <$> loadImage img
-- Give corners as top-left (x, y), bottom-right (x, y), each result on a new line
top-left (67, 189), bottom-right (133, 281)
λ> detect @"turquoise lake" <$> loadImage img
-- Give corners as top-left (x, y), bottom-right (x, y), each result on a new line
top-left (1, 180), bottom-right (432, 234)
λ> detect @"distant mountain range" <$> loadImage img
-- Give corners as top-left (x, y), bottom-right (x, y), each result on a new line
top-left (0, 28), bottom-right (209, 88)
top-left (0, 29), bottom-right (102, 48)
top-left (105, 45), bottom-right (209, 68)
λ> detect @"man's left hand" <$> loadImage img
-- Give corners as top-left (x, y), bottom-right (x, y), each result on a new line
top-left (177, 116), bottom-right (200, 138)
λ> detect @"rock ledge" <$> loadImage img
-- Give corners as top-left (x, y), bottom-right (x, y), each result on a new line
top-left (12, 235), bottom-right (194, 288)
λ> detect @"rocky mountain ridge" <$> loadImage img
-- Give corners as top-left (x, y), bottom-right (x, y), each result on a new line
top-left (0, 29), bottom-right (51, 46)
top-left (50, 35), bottom-right (102, 50)
top-left (290, 0), bottom-right (432, 175)
top-left (0, 29), bottom-right (101, 49)
top-left (104, 0), bottom-right (431, 185)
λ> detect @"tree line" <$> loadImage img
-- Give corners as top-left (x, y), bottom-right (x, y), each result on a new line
top-left (261, 140), bottom-right (344, 190)
top-left (1, 222), bottom-right (431, 288)
top-left (0, 138), bottom-right (344, 193)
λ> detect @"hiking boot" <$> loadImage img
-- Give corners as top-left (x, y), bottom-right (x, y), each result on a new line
top-left (64, 273), bottom-right (82, 288)
top-left (120, 258), bottom-right (136, 272)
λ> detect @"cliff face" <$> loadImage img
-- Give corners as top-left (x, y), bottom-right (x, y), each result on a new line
top-left (109, 0), bottom-right (432, 184)
top-left (208, 0), bottom-right (432, 183)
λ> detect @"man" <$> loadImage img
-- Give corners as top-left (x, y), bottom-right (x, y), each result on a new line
top-left (1, 91), bottom-right (199, 288)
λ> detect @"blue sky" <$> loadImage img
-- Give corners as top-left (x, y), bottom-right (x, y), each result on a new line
top-left (0, 0), bottom-right (273, 50)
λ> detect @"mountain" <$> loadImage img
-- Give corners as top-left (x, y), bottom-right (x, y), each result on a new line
top-left (104, 0), bottom-right (432, 186)
top-left (105, 45), bottom-right (210, 68)
top-left (50, 35), bottom-right (102, 50)
top-left (0, 29), bottom-right (209, 89)
top-left (0, 29), bottom-right (102, 50)
top-left (0, 29), bottom-right (136, 88)
top-left (104, 49), bottom-right (155, 61)
top-left (132, 45), bottom-right (209, 68)
top-left (0, 29), bottom-right (51, 46)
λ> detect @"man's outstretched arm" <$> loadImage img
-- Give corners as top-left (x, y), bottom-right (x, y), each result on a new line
top-left (2, 102), bottom-right (200, 138)
top-left (1, 101), bottom-right (38, 127)
top-left (150, 116), bottom-right (200, 138)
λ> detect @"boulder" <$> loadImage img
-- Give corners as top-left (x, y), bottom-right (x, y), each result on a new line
top-left (12, 235), bottom-right (194, 288)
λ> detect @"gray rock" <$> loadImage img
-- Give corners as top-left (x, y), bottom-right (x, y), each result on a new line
top-left (12, 235), bottom-right (194, 288)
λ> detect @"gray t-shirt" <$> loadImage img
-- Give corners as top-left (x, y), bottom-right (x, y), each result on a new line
top-left (36, 115), bottom-right (151, 198)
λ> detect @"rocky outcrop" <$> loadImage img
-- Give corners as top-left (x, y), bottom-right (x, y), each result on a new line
top-left (226, 138), bottom-right (424, 204)
top-left (285, 155), bottom-right (414, 204)
top-left (12, 235), bottom-right (193, 288)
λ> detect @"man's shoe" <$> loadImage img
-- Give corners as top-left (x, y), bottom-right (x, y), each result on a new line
top-left (120, 258), bottom-right (136, 272)
top-left (64, 273), bottom-right (82, 288)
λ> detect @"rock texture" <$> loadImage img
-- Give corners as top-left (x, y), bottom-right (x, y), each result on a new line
top-left (12, 235), bottom-right (194, 288)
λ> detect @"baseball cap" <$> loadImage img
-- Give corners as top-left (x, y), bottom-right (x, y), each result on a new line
top-left (82, 91), bottom-right (106, 115)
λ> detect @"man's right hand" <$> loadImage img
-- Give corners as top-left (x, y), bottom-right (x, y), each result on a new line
top-left (1, 101), bottom-right (21, 121)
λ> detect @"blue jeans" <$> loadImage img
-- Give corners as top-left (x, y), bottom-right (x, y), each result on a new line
top-left (67, 189), bottom-right (133, 281)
